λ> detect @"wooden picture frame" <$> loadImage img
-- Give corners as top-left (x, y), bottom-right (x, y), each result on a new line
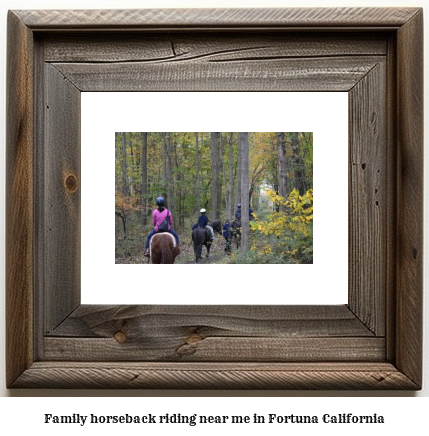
top-left (6, 7), bottom-right (423, 389)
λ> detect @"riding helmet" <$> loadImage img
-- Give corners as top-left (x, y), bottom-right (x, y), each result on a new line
top-left (200, 208), bottom-right (206, 213)
top-left (156, 196), bottom-right (165, 205)
top-left (237, 204), bottom-right (241, 208)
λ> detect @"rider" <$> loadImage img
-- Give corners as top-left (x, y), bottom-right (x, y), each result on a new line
top-left (235, 203), bottom-right (254, 221)
top-left (235, 204), bottom-right (242, 221)
top-left (198, 208), bottom-right (215, 240)
top-left (144, 197), bottom-right (179, 257)
top-left (223, 219), bottom-right (231, 253)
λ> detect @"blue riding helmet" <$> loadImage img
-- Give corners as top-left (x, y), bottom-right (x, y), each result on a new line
top-left (156, 196), bottom-right (165, 205)
top-left (237, 204), bottom-right (241, 208)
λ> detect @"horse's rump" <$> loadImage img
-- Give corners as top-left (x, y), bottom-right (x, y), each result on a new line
top-left (150, 233), bottom-right (178, 264)
top-left (210, 220), bottom-right (222, 234)
top-left (231, 220), bottom-right (241, 230)
top-left (192, 227), bottom-right (212, 261)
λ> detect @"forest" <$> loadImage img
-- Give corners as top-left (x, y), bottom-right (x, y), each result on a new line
top-left (115, 132), bottom-right (313, 264)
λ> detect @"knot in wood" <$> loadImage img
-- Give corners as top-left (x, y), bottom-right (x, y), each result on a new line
top-left (65, 174), bottom-right (78, 193)
top-left (114, 331), bottom-right (128, 343)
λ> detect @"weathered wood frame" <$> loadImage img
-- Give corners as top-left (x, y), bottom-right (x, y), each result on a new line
top-left (6, 8), bottom-right (423, 390)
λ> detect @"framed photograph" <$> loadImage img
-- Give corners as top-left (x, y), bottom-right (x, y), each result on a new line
top-left (6, 7), bottom-right (423, 389)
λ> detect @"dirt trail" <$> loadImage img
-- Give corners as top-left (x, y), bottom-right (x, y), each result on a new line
top-left (184, 254), bottom-right (226, 264)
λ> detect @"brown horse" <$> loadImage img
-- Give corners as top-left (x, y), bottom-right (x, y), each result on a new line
top-left (149, 233), bottom-right (179, 264)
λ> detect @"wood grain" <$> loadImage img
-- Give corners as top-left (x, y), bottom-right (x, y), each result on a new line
top-left (14, 8), bottom-right (420, 29)
top-left (44, 337), bottom-right (385, 362)
top-left (43, 64), bottom-right (81, 333)
top-left (47, 305), bottom-right (374, 338)
top-left (395, 9), bottom-right (424, 388)
top-left (11, 362), bottom-right (419, 390)
top-left (6, 11), bottom-right (34, 388)
top-left (42, 33), bottom-right (387, 63)
top-left (348, 61), bottom-right (386, 335)
top-left (44, 305), bottom-right (379, 362)
top-left (52, 56), bottom-right (384, 92)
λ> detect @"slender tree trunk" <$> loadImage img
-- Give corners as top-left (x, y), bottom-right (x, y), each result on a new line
top-left (290, 132), bottom-right (307, 195)
top-left (239, 132), bottom-right (250, 253)
top-left (228, 133), bottom-right (234, 221)
top-left (172, 135), bottom-right (181, 229)
top-left (141, 132), bottom-right (148, 225)
top-left (234, 134), bottom-right (242, 216)
top-left (216, 133), bottom-right (222, 220)
top-left (121, 132), bottom-right (127, 197)
top-left (161, 132), bottom-right (167, 198)
top-left (115, 132), bottom-right (121, 189)
top-left (277, 132), bottom-right (287, 212)
top-left (210, 132), bottom-right (218, 221)
top-left (196, 132), bottom-right (200, 216)
top-left (220, 133), bottom-right (228, 221)
top-left (166, 132), bottom-right (173, 213)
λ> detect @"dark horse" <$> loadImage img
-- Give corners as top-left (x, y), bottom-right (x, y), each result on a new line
top-left (192, 227), bottom-right (213, 263)
top-left (210, 220), bottom-right (223, 235)
top-left (149, 233), bottom-right (179, 264)
top-left (230, 220), bottom-right (241, 249)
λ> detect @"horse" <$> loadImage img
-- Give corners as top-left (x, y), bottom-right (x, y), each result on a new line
top-left (192, 226), bottom-right (213, 263)
top-left (230, 220), bottom-right (241, 249)
top-left (149, 232), bottom-right (179, 264)
top-left (210, 220), bottom-right (223, 235)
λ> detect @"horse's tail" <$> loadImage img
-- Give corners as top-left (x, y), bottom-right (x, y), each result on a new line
top-left (196, 239), bottom-right (203, 259)
top-left (192, 228), bottom-right (204, 260)
top-left (160, 238), bottom-right (174, 264)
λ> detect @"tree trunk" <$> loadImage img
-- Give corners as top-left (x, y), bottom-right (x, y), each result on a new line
top-left (161, 132), bottom-right (167, 198)
top-left (141, 132), bottom-right (148, 225)
top-left (121, 132), bottom-right (127, 197)
top-left (290, 132), bottom-right (307, 195)
top-left (210, 132), bottom-right (218, 221)
top-left (239, 132), bottom-right (250, 254)
top-left (277, 132), bottom-right (287, 212)
top-left (173, 134), bottom-right (182, 229)
top-left (216, 133), bottom-right (222, 220)
top-left (234, 134), bottom-right (242, 216)
top-left (196, 132), bottom-right (200, 216)
top-left (220, 133), bottom-right (228, 222)
top-left (166, 132), bottom-right (173, 213)
top-left (228, 133), bottom-right (234, 221)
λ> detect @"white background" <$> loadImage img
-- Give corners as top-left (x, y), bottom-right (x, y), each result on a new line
top-left (0, 0), bottom-right (428, 426)
top-left (82, 92), bottom-right (348, 305)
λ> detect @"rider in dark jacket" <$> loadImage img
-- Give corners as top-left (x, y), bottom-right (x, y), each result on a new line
top-left (235, 204), bottom-right (254, 220)
top-left (198, 208), bottom-right (209, 227)
top-left (223, 219), bottom-right (231, 253)
top-left (235, 204), bottom-right (242, 220)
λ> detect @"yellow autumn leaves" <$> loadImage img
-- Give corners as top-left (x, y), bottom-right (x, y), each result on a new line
top-left (250, 188), bottom-right (313, 263)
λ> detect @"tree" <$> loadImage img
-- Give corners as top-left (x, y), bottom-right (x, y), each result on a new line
top-left (161, 132), bottom-right (167, 198)
top-left (277, 132), bottom-right (287, 212)
top-left (220, 133), bottom-right (229, 221)
top-left (228, 132), bottom-right (234, 220)
top-left (210, 132), bottom-right (218, 221)
top-left (239, 132), bottom-right (250, 253)
top-left (216, 133), bottom-right (223, 219)
top-left (141, 132), bottom-right (148, 225)
top-left (196, 132), bottom-right (200, 215)
top-left (166, 132), bottom-right (173, 213)
top-left (290, 132), bottom-right (307, 195)
top-left (234, 134), bottom-right (242, 215)
top-left (121, 132), bottom-right (127, 197)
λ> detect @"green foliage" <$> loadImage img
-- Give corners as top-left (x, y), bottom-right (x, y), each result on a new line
top-left (250, 188), bottom-right (313, 264)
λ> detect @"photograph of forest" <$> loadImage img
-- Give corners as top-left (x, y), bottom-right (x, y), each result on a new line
top-left (115, 132), bottom-right (313, 264)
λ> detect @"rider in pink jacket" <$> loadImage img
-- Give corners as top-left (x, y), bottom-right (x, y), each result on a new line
top-left (144, 197), bottom-right (179, 257)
